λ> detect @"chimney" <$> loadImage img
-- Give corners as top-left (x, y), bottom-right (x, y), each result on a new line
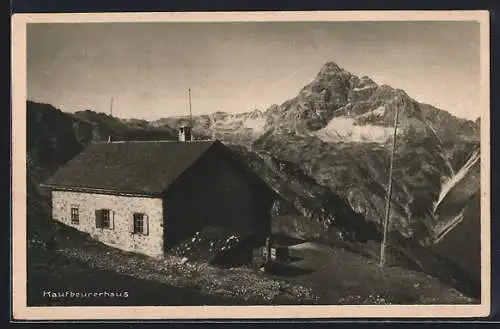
top-left (178, 125), bottom-right (193, 142)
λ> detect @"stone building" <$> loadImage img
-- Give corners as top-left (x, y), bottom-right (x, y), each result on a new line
top-left (40, 132), bottom-right (277, 258)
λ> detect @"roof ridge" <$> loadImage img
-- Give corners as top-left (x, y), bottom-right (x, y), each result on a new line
top-left (92, 139), bottom-right (216, 144)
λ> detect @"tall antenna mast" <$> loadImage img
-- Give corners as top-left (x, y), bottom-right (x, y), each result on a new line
top-left (188, 88), bottom-right (193, 125)
top-left (379, 100), bottom-right (400, 267)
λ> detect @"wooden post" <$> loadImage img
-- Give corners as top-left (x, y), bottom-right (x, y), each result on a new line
top-left (380, 102), bottom-right (400, 267)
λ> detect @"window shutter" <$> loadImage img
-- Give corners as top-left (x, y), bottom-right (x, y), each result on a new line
top-left (111, 210), bottom-right (115, 230)
top-left (130, 214), bottom-right (136, 234)
top-left (145, 214), bottom-right (149, 236)
top-left (95, 209), bottom-right (102, 228)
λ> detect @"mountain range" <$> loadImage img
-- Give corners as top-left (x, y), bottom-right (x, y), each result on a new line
top-left (26, 61), bottom-right (482, 297)
top-left (131, 61), bottom-right (480, 244)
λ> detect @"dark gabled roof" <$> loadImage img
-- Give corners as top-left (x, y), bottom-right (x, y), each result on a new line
top-left (41, 140), bottom-right (217, 195)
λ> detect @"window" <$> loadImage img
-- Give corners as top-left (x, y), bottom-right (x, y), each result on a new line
top-left (95, 209), bottom-right (112, 229)
top-left (71, 206), bottom-right (79, 225)
top-left (133, 213), bottom-right (148, 235)
top-left (102, 210), bottom-right (110, 228)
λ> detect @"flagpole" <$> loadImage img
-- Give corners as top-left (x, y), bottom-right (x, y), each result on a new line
top-left (108, 97), bottom-right (114, 143)
top-left (380, 102), bottom-right (400, 267)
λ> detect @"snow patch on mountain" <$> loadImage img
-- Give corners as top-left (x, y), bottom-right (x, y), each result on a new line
top-left (352, 85), bottom-right (377, 92)
top-left (432, 148), bottom-right (480, 243)
top-left (313, 117), bottom-right (395, 143)
top-left (434, 148), bottom-right (480, 212)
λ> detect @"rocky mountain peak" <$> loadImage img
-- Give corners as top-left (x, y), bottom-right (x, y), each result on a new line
top-left (318, 61), bottom-right (344, 75)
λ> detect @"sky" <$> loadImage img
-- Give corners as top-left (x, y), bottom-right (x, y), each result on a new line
top-left (27, 21), bottom-right (481, 121)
